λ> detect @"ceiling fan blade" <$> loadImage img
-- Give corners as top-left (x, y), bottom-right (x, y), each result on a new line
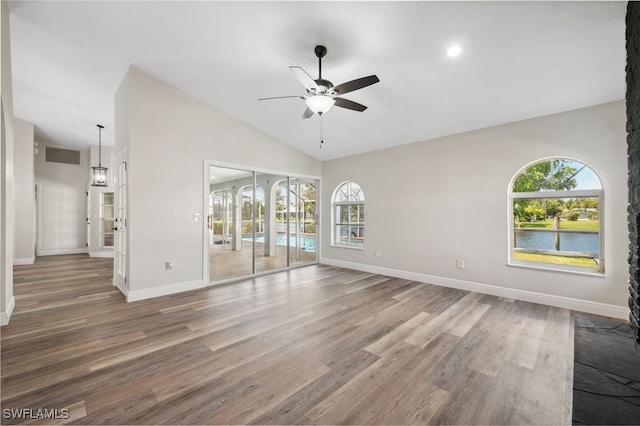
top-left (302, 107), bottom-right (314, 119)
top-left (258, 95), bottom-right (305, 101)
top-left (289, 66), bottom-right (319, 91)
top-left (334, 97), bottom-right (367, 112)
top-left (333, 75), bottom-right (380, 95)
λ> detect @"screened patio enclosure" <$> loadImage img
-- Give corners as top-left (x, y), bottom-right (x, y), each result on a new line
top-left (207, 165), bottom-right (318, 283)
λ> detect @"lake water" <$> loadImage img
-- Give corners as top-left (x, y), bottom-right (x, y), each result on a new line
top-left (514, 230), bottom-right (599, 256)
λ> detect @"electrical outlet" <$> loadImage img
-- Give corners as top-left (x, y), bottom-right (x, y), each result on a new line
top-left (375, 249), bottom-right (382, 258)
top-left (456, 259), bottom-right (465, 269)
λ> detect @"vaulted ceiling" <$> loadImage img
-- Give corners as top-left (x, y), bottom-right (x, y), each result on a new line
top-left (8, 1), bottom-right (627, 161)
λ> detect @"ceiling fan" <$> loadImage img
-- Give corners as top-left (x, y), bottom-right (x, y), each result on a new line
top-left (259, 45), bottom-right (380, 119)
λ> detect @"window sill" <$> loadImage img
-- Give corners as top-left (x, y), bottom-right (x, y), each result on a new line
top-left (508, 260), bottom-right (605, 278)
top-left (331, 244), bottom-right (365, 251)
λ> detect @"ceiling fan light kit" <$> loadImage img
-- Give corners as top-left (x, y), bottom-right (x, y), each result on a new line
top-left (306, 94), bottom-right (335, 114)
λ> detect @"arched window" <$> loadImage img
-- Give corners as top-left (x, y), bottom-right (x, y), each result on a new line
top-left (509, 158), bottom-right (603, 274)
top-left (332, 181), bottom-right (365, 248)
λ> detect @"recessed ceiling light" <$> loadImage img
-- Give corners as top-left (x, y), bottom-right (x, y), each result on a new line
top-left (447, 45), bottom-right (462, 57)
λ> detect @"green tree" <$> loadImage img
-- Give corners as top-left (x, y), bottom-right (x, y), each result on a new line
top-left (241, 199), bottom-right (252, 221)
top-left (301, 183), bottom-right (316, 222)
top-left (513, 159), bottom-right (579, 192)
top-left (545, 199), bottom-right (564, 217)
top-left (582, 198), bottom-right (599, 209)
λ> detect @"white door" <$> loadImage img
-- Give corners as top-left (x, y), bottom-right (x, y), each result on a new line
top-left (86, 188), bottom-right (90, 251)
top-left (114, 150), bottom-right (128, 290)
top-left (34, 182), bottom-right (40, 256)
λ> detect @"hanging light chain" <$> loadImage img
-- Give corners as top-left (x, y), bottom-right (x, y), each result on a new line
top-left (320, 115), bottom-right (324, 149)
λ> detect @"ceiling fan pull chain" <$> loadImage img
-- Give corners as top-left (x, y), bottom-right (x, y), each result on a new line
top-left (320, 115), bottom-right (324, 149)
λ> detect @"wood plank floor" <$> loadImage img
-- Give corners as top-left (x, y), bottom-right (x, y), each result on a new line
top-left (1, 254), bottom-right (574, 425)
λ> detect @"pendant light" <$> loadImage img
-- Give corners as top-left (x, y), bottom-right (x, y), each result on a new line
top-left (91, 124), bottom-right (108, 187)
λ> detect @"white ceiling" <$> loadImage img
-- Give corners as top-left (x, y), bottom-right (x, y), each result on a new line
top-left (8, 1), bottom-right (627, 161)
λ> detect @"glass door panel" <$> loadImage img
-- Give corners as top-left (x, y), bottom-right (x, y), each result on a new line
top-left (101, 192), bottom-right (115, 248)
top-left (289, 178), bottom-right (317, 266)
top-left (208, 165), bottom-right (254, 282)
top-left (255, 173), bottom-right (288, 274)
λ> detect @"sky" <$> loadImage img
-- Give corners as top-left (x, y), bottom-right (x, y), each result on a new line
top-left (566, 160), bottom-right (602, 190)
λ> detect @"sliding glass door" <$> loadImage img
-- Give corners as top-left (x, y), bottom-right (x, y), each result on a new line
top-left (207, 165), bottom-right (318, 283)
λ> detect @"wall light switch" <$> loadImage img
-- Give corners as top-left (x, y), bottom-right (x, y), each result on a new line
top-left (193, 213), bottom-right (201, 222)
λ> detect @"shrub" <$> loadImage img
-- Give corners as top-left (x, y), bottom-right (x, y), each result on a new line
top-left (524, 206), bottom-right (544, 221)
top-left (566, 211), bottom-right (580, 221)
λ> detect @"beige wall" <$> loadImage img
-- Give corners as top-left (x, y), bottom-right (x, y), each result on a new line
top-left (13, 117), bottom-right (35, 264)
top-left (34, 140), bottom-right (89, 255)
top-left (321, 101), bottom-right (628, 316)
top-left (117, 67), bottom-right (321, 297)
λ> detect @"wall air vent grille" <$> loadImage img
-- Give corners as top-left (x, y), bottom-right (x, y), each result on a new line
top-left (45, 147), bottom-right (81, 165)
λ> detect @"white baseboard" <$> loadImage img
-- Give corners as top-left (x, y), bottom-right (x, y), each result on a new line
top-left (126, 279), bottom-right (205, 302)
top-left (38, 248), bottom-right (89, 256)
top-left (0, 296), bottom-right (16, 326)
top-left (13, 257), bottom-right (35, 265)
top-left (320, 258), bottom-right (628, 320)
top-left (89, 251), bottom-right (114, 258)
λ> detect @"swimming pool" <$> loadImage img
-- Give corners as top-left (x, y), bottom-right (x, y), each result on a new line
top-left (242, 233), bottom-right (316, 252)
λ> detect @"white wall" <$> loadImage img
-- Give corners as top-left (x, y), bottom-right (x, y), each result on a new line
top-left (13, 117), bottom-right (35, 264)
top-left (1, 0), bottom-right (15, 325)
top-left (321, 101), bottom-right (628, 318)
top-left (116, 67), bottom-right (321, 299)
top-left (34, 140), bottom-right (89, 256)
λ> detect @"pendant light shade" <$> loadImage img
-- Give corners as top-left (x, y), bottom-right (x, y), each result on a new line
top-left (91, 124), bottom-right (108, 187)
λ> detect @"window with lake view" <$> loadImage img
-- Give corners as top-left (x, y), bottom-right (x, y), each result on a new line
top-left (509, 158), bottom-right (603, 274)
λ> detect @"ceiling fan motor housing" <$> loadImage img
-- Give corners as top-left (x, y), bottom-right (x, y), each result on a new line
top-left (313, 78), bottom-right (335, 94)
